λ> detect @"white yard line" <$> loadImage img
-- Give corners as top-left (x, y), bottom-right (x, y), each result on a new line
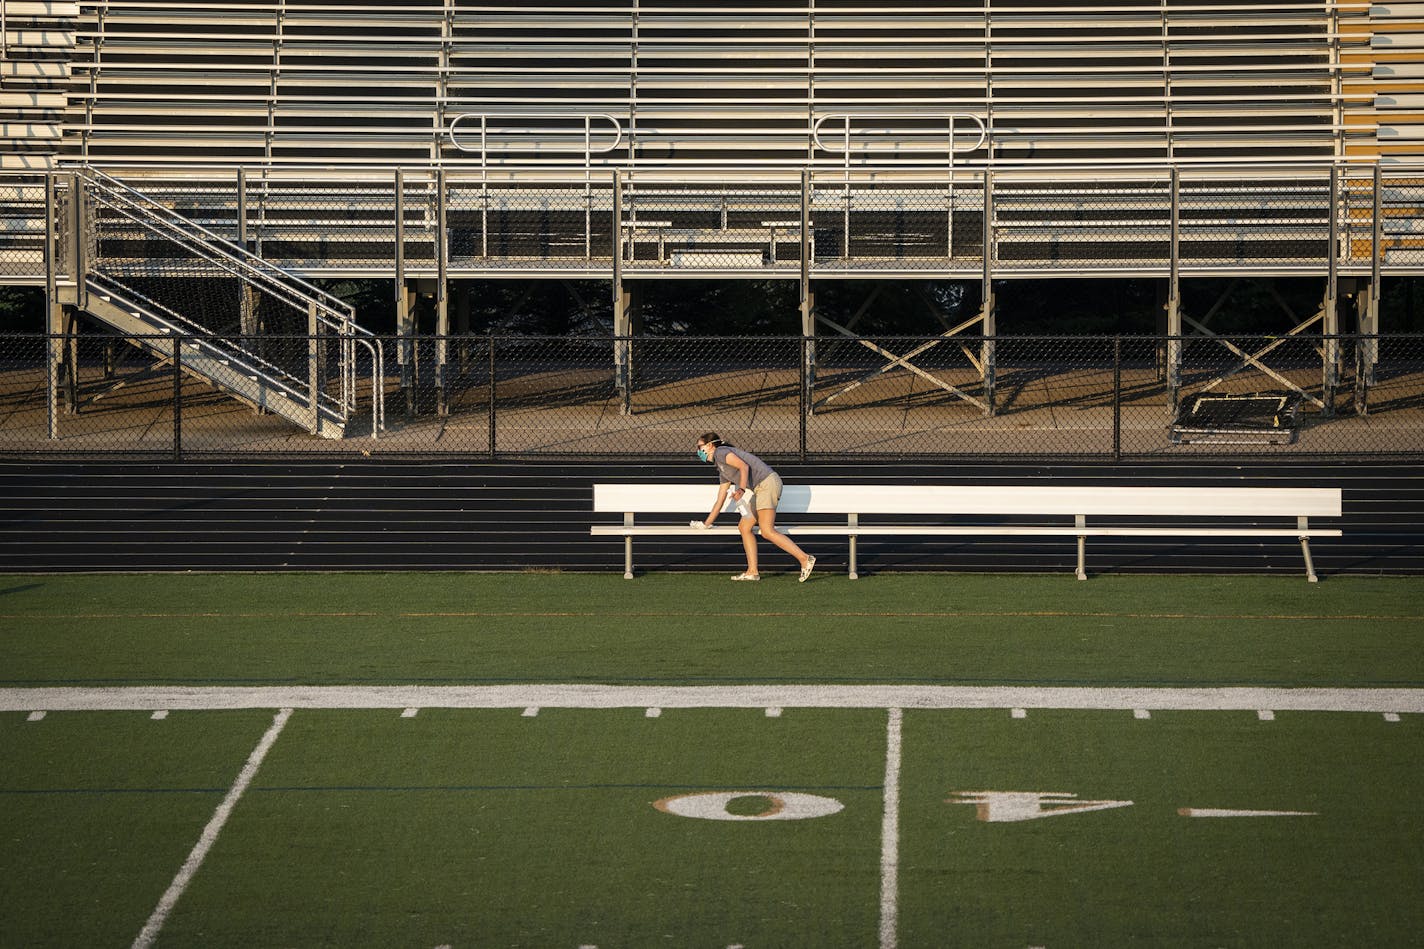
top-left (130, 708), bottom-right (292, 949)
top-left (879, 708), bottom-right (904, 949)
top-left (4, 685), bottom-right (1423, 714)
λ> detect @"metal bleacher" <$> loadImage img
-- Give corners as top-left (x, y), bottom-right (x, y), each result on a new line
top-left (0, 1), bottom-right (1417, 278)
top-left (2, 2), bottom-right (1424, 442)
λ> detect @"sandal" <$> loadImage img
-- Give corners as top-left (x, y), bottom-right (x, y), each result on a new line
top-left (799, 555), bottom-right (816, 583)
top-left (731, 572), bottom-right (761, 581)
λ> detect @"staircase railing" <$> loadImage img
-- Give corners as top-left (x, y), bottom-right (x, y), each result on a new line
top-left (85, 270), bottom-right (331, 417)
top-left (69, 167), bottom-right (384, 436)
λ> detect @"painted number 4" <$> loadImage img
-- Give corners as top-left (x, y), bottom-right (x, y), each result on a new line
top-left (949, 791), bottom-right (1134, 823)
top-left (948, 791), bottom-right (1316, 822)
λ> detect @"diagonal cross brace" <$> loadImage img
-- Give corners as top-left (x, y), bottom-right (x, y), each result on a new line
top-left (1184, 312), bottom-right (1325, 409)
top-left (814, 313), bottom-right (988, 412)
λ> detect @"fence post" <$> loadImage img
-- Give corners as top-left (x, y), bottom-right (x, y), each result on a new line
top-left (799, 336), bottom-right (808, 462)
top-left (1112, 335), bottom-right (1122, 462)
top-left (487, 330), bottom-right (497, 461)
top-left (172, 335), bottom-right (183, 462)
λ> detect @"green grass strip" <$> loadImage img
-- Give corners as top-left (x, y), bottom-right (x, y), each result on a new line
top-left (0, 573), bottom-right (1421, 688)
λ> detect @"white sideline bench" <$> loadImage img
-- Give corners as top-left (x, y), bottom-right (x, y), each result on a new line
top-left (591, 483), bottom-right (1342, 582)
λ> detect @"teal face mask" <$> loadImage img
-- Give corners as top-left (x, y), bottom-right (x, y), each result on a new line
top-left (697, 446), bottom-right (710, 462)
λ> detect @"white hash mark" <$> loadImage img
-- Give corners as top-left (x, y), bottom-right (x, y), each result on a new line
top-left (1178, 807), bottom-right (1317, 818)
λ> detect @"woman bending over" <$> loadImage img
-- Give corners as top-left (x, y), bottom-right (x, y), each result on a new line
top-left (695, 432), bottom-right (815, 582)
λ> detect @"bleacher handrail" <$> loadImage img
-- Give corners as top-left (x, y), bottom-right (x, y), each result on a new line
top-left (74, 167), bottom-right (385, 436)
top-left (812, 113), bottom-right (990, 164)
top-left (447, 113), bottom-right (625, 169)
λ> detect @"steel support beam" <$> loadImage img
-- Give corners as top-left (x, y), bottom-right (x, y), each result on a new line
top-left (1322, 165), bottom-right (1340, 418)
top-left (436, 168), bottom-right (450, 417)
top-left (612, 169), bottom-right (634, 415)
top-left (44, 173), bottom-right (60, 438)
top-left (980, 170), bottom-right (996, 416)
top-left (1164, 167), bottom-right (1182, 408)
top-left (801, 168), bottom-right (815, 416)
top-left (394, 170), bottom-right (417, 417)
top-left (1355, 164), bottom-right (1383, 416)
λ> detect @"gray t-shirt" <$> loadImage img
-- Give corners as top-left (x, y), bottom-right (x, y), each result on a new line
top-left (713, 445), bottom-right (774, 490)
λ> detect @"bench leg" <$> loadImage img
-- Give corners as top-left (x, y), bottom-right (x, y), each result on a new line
top-left (1300, 536), bottom-right (1318, 583)
top-left (624, 536), bottom-right (634, 580)
top-left (849, 534), bottom-right (858, 580)
top-left (1076, 534), bottom-right (1087, 581)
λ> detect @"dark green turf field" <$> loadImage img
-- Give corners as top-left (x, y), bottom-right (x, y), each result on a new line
top-left (2, 574), bottom-right (1421, 947)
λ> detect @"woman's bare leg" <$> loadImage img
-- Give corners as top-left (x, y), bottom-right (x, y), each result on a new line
top-left (757, 508), bottom-right (808, 567)
top-left (738, 516), bottom-right (759, 574)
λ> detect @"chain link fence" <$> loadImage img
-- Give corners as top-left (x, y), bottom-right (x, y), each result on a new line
top-left (0, 175), bottom-right (48, 279)
top-left (4, 331), bottom-right (1421, 460)
top-left (1382, 172), bottom-right (1424, 269)
top-left (9, 166), bottom-right (1422, 281)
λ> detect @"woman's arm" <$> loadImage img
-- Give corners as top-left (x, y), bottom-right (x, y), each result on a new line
top-left (703, 481), bottom-right (730, 527)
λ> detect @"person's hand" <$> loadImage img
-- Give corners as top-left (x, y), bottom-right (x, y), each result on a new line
top-left (732, 487), bottom-right (744, 499)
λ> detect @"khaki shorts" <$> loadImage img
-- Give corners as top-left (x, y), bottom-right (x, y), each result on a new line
top-left (751, 472), bottom-right (782, 511)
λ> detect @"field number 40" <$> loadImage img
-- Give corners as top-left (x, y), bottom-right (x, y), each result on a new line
top-left (656, 791), bottom-right (1313, 822)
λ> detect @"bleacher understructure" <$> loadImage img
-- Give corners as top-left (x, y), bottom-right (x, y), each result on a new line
top-left (2, 1), bottom-right (1424, 440)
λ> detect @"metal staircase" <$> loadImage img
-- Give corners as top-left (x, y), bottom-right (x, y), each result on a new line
top-left (55, 168), bottom-right (383, 439)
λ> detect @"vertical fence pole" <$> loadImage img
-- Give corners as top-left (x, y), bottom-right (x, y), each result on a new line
top-left (45, 172), bottom-right (59, 440)
top-left (799, 336), bottom-right (808, 462)
top-left (237, 168), bottom-right (248, 248)
top-left (1112, 335), bottom-right (1122, 462)
top-left (487, 330), bottom-right (497, 461)
top-left (172, 334), bottom-right (183, 462)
